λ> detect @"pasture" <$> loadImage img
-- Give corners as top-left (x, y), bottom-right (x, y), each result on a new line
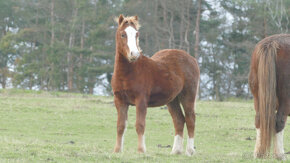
top-left (0, 89), bottom-right (289, 162)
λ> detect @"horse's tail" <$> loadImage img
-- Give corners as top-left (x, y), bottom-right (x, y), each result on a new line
top-left (256, 41), bottom-right (278, 156)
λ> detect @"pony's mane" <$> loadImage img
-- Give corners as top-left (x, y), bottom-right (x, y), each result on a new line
top-left (114, 15), bottom-right (141, 30)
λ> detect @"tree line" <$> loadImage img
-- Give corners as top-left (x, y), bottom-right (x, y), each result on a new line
top-left (0, 0), bottom-right (289, 100)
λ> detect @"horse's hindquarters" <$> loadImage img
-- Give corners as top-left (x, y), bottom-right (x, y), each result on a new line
top-left (250, 34), bottom-right (290, 159)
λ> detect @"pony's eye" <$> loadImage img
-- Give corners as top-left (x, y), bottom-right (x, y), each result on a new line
top-left (121, 33), bottom-right (126, 38)
top-left (130, 22), bottom-right (134, 25)
top-left (125, 21), bottom-right (129, 24)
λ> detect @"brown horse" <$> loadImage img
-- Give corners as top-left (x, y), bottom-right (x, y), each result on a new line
top-left (249, 34), bottom-right (290, 160)
top-left (111, 15), bottom-right (200, 155)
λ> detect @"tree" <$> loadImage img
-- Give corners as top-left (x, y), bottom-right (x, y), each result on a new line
top-left (0, 1), bottom-right (16, 88)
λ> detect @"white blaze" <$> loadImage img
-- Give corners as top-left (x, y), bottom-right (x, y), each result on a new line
top-left (124, 26), bottom-right (140, 59)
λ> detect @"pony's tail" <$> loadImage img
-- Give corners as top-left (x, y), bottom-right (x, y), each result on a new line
top-left (257, 41), bottom-right (278, 157)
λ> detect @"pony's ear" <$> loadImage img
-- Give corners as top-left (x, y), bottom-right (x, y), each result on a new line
top-left (134, 15), bottom-right (138, 21)
top-left (118, 14), bottom-right (124, 25)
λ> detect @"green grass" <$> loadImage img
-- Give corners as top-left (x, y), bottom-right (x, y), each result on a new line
top-left (0, 89), bottom-right (289, 162)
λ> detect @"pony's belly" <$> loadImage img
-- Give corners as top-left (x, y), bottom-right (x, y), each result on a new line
top-left (148, 80), bottom-right (183, 107)
top-left (114, 89), bottom-right (176, 107)
top-left (148, 93), bottom-right (175, 107)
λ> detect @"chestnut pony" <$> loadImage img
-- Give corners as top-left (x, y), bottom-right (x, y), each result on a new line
top-left (249, 34), bottom-right (290, 160)
top-left (111, 15), bottom-right (200, 156)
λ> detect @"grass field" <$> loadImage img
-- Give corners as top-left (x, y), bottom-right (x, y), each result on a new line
top-left (0, 89), bottom-right (289, 162)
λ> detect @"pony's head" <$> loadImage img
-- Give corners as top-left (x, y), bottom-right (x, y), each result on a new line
top-left (115, 14), bottom-right (141, 62)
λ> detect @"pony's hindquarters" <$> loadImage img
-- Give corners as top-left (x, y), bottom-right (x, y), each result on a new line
top-left (153, 49), bottom-right (200, 156)
top-left (249, 40), bottom-right (279, 158)
top-left (180, 56), bottom-right (199, 156)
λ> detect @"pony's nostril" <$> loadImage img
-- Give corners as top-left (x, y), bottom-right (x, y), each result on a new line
top-left (129, 56), bottom-right (138, 62)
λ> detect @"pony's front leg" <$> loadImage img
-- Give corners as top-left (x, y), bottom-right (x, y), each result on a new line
top-left (114, 98), bottom-right (129, 153)
top-left (135, 98), bottom-right (147, 153)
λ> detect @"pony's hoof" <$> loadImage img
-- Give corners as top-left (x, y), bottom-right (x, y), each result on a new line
top-left (171, 148), bottom-right (183, 155)
top-left (138, 147), bottom-right (146, 153)
top-left (114, 146), bottom-right (122, 153)
top-left (275, 154), bottom-right (286, 161)
top-left (186, 147), bottom-right (195, 156)
top-left (253, 152), bottom-right (262, 159)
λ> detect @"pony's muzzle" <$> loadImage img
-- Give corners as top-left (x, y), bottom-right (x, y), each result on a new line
top-left (129, 51), bottom-right (140, 62)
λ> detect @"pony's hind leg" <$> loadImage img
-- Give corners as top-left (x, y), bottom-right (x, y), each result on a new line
top-left (180, 91), bottom-right (197, 156)
top-left (274, 129), bottom-right (286, 160)
top-left (167, 98), bottom-right (185, 154)
top-left (249, 69), bottom-right (262, 158)
top-left (114, 98), bottom-right (129, 153)
top-left (274, 102), bottom-right (288, 160)
top-left (253, 95), bottom-right (262, 158)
